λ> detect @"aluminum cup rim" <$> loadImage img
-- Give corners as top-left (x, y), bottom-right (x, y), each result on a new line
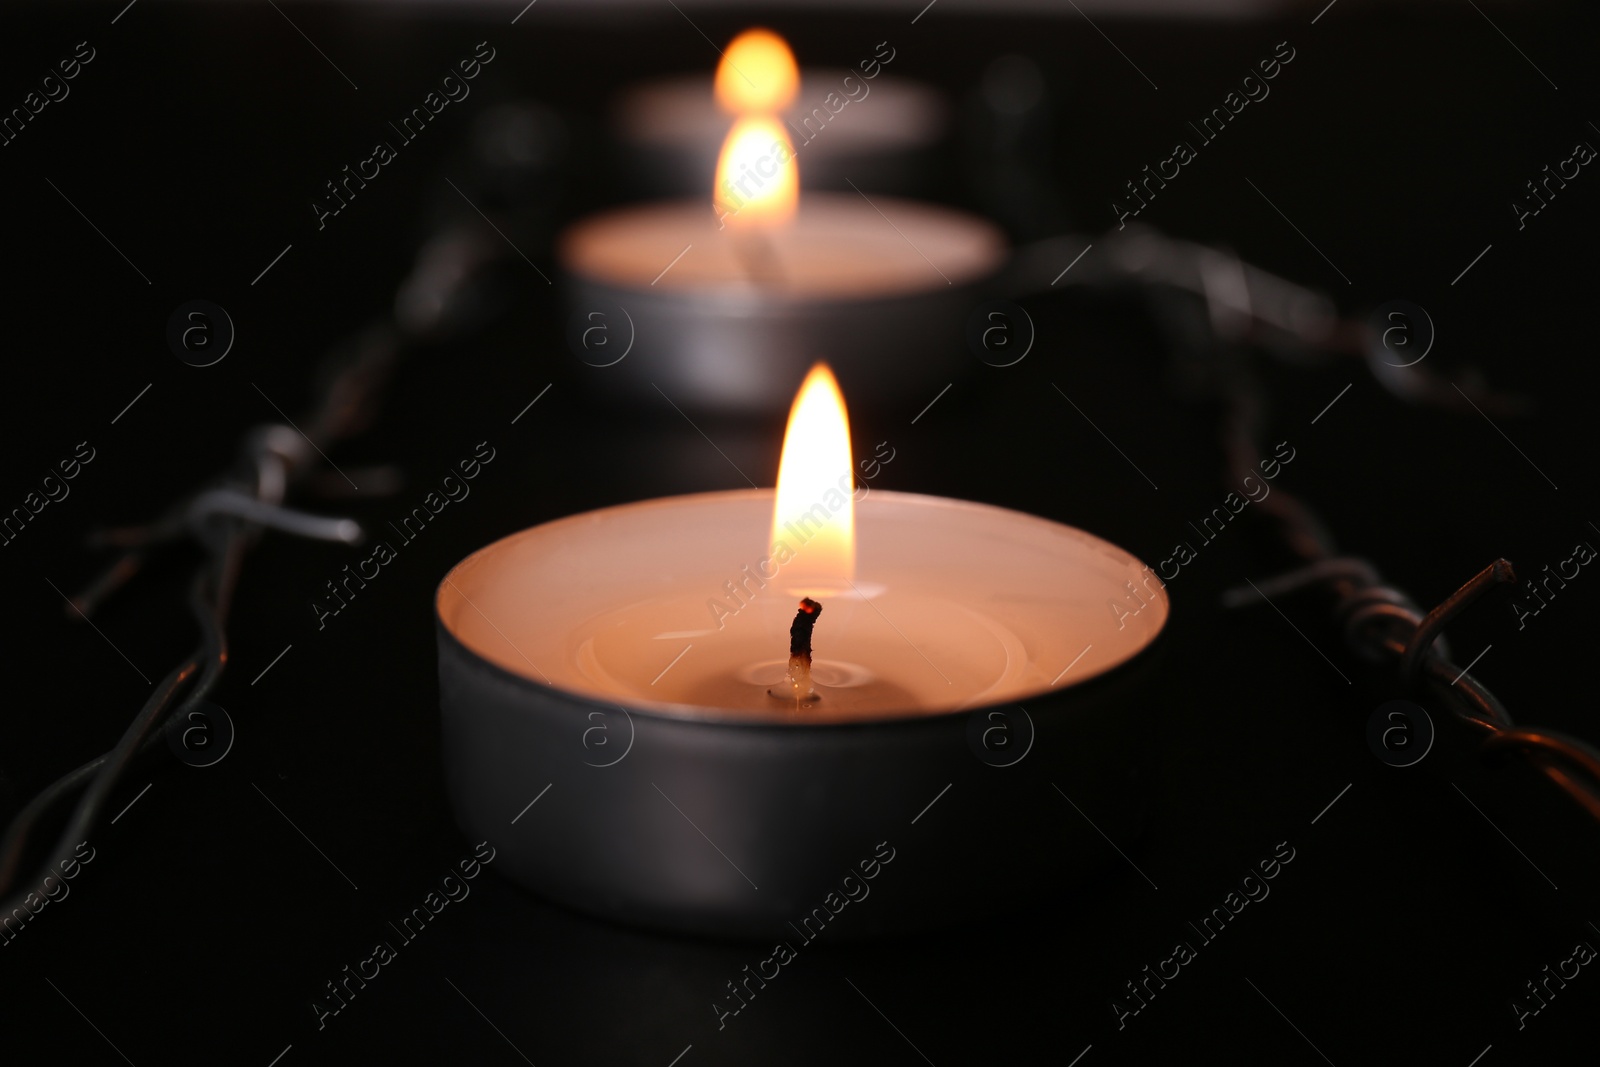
top-left (435, 488), bottom-right (1168, 728)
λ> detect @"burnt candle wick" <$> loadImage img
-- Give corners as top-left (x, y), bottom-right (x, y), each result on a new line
top-left (772, 596), bottom-right (822, 704)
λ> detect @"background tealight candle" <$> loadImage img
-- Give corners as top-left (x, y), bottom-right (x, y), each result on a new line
top-left (562, 28), bottom-right (1002, 414)
top-left (611, 35), bottom-right (945, 199)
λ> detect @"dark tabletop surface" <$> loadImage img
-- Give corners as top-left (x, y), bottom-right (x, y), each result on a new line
top-left (2, 1), bottom-right (1599, 1064)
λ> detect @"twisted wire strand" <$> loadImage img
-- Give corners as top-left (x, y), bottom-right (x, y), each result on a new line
top-left (1217, 376), bottom-right (1600, 823)
top-left (0, 231), bottom-right (494, 915)
top-left (0, 101), bottom-right (530, 917)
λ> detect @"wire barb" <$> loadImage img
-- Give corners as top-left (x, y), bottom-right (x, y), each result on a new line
top-left (1400, 559), bottom-right (1515, 687)
top-left (0, 110), bottom-right (553, 917)
top-left (1227, 543), bottom-right (1598, 822)
top-left (0, 227), bottom-right (497, 918)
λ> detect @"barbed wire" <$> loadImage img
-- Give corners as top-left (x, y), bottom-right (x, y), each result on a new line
top-left (0, 95), bottom-right (567, 921)
top-left (1023, 226), bottom-right (1600, 822)
top-left (0, 223), bottom-right (510, 923)
top-left (1217, 459), bottom-right (1600, 824)
top-left (1124, 234), bottom-right (1600, 825)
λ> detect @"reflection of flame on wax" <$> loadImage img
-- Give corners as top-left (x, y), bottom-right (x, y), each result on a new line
top-left (713, 116), bottom-right (798, 230)
top-left (771, 363), bottom-right (854, 597)
top-left (715, 28), bottom-right (799, 114)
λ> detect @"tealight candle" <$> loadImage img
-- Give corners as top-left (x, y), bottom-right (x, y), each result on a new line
top-left (559, 29), bottom-right (1005, 413)
top-left (437, 366), bottom-right (1169, 937)
top-left (611, 31), bottom-right (945, 197)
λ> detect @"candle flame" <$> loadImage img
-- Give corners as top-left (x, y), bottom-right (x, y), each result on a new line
top-left (714, 116), bottom-right (798, 229)
top-left (714, 29), bottom-right (800, 114)
top-left (771, 363), bottom-right (855, 597)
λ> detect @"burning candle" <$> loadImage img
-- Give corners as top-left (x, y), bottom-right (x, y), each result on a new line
top-left (443, 364), bottom-right (1162, 719)
top-left (560, 29), bottom-right (1005, 413)
top-left (436, 367), bottom-right (1169, 936)
top-left (612, 28), bottom-right (945, 198)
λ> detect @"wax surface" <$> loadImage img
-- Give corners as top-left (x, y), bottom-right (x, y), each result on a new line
top-left (438, 490), bottom-right (1168, 723)
top-left (558, 193), bottom-right (1005, 300)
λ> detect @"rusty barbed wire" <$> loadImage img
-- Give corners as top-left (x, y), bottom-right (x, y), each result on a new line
top-left (0, 97), bottom-right (553, 918)
top-left (1222, 540), bottom-right (1600, 824)
top-left (1027, 229), bottom-right (1600, 823)
top-left (1150, 241), bottom-right (1600, 826)
top-left (0, 327), bottom-right (397, 918)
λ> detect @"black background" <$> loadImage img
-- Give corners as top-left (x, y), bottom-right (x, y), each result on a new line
top-left (2, 1), bottom-right (1598, 1064)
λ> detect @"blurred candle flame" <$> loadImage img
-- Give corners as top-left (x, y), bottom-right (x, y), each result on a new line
top-left (714, 116), bottom-right (798, 229)
top-left (715, 28), bottom-right (800, 114)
